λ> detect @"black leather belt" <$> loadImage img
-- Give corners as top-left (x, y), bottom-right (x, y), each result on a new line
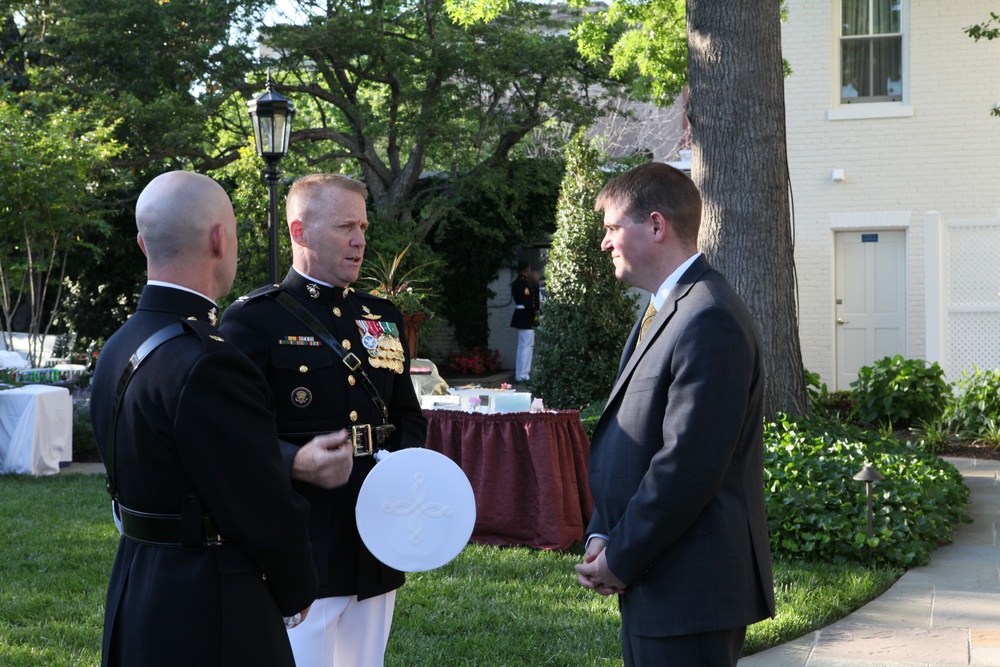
top-left (118, 504), bottom-right (225, 548)
top-left (351, 423), bottom-right (396, 456)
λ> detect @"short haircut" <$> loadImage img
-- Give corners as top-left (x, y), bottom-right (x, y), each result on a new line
top-left (594, 162), bottom-right (702, 247)
top-left (286, 173), bottom-right (368, 220)
top-left (516, 260), bottom-right (531, 273)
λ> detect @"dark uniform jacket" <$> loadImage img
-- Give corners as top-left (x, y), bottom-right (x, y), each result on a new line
top-left (220, 268), bottom-right (427, 600)
top-left (89, 285), bottom-right (318, 667)
top-left (509, 273), bottom-right (539, 330)
top-left (587, 255), bottom-right (775, 637)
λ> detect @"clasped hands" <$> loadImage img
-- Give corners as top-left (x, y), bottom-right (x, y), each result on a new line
top-left (291, 429), bottom-right (354, 489)
top-left (575, 537), bottom-right (626, 596)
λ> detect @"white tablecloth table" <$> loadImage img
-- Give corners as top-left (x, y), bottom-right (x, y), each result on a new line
top-left (0, 385), bottom-right (73, 475)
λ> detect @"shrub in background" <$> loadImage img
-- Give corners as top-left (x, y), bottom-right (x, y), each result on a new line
top-left (804, 369), bottom-right (857, 421)
top-left (531, 135), bottom-right (639, 410)
top-left (946, 366), bottom-right (1000, 441)
top-left (764, 413), bottom-right (969, 568)
top-left (849, 355), bottom-right (950, 429)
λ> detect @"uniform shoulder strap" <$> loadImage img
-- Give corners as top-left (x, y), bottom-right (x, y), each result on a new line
top-left (104, 320), bottom-right (191, 500)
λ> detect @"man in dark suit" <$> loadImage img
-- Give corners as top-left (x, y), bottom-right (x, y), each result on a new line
top-left (509, 260), bottom-right (539, 382)
top-left (90, 171), bottom-right (353, 667)
top-left (220, 173), bottom-right (427, 667)
top-left (574, 162), bottom-right (775, 666)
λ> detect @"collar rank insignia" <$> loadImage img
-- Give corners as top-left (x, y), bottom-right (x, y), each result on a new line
top-left (208, 307), bottom-right (218, 326)
top-left (307, 283), bottom-right (320, 299)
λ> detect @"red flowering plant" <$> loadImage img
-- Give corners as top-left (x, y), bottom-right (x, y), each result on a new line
top-left (446, 346), bottom-right (502, 376)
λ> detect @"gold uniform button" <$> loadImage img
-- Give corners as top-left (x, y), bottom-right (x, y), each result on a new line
top-left (348, 375), bottom-right (356, 386)
top-left (349, 410), bottom-right (358, 422)
top-left (299, 365), bottom-right (309, 373)
top-left (333, 307), bottom-right (342, 317)
top-left (342, 339), bottom-right (351, 350)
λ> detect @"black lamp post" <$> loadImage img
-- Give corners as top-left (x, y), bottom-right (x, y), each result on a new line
top-left (247, 73), bottom-right (295, 284)
top-left (853, 463), bottom-right (885, 538)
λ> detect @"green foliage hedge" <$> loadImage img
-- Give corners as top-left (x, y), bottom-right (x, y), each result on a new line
top-left (849, 355), bottom-right (951, 429)
top-left (764, 414), bottom-right (970, 568)
top-left (946, 366), bottom-right (1000, 439)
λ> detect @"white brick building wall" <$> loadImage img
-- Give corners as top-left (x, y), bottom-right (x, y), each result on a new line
top-left (783, 0), bottom-right (1000, 387)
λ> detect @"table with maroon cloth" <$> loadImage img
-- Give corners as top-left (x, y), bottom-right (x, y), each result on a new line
top-left (422, 409), bottom-right (593, 550)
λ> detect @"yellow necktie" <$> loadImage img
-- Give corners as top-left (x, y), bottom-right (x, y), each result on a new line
top-left (638, 301), bottom-right (657, 341)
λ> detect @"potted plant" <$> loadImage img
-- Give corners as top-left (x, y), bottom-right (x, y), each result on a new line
top-left (361, 243), bottom-right (437, 358)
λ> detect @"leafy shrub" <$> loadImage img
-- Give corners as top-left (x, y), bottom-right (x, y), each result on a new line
top-left (531, 136), bottom-right (639, 410)
top-left (765, 413), bottom-right (969, 568)
top-left (446, 346), bottom-right (501, 376)
top-left (849, 355), bottom-right (950, 429)
top-left (945, 366), bottom-right (1000, 440)
top-left (804, 369), bottom-right (857, 420)
top-left (910, 417), bottom-right (954, 455)
top-left (579, 400), bottom-right (606, 440)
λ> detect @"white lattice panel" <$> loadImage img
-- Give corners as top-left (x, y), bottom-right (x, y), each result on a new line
top-left (947, 312), bottom-right (1000, 374)
top-left (948, 225), bottom-right (1000, 307)
top-left (945, 221), bottom-right (1000, 373)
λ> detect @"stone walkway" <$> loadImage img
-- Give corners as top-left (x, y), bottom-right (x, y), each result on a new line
top-left (739, 457), bottom-right (1000, 666)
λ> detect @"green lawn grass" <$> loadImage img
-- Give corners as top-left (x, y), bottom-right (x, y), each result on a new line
top-left (0, 473), bottom-right (899, 666)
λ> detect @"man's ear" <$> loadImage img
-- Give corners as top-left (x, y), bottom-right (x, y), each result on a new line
top-left (289, 219), bottom-right (307, 247)
top-left (136, 233), bottom-right (148, 257)
top-left (209, 223), bottom-right (225, 257)
top-left (648, 211), bottom-right (670, 242)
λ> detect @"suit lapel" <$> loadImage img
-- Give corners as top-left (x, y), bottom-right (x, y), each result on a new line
top-left (599, 256), bottom-right (713, 424)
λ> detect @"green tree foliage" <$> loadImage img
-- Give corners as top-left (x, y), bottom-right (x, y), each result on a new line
top-left (531, 135), bottom-right (638, 410)
top-left (426, 157), bottom-right (563, 349)
top-left (261, 0), bottom-right (629, 234)
top-left (0, 92), bottom-right (125, 363)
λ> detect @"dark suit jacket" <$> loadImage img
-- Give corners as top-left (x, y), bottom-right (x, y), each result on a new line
top-left (89, 285), bottom-right (317, 667)
top-left (220, 269), bottom-right (427, 600)
top-left (587, 255), bottom-right (775, 637)
top-left (509, 273), bottom-right (539, 329)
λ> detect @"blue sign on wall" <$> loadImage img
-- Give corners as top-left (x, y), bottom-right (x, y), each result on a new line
top-left (861, 233), bottom-right (879, 243)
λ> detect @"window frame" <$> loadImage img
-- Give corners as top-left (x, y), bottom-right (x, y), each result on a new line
top-left (829, 0), bottom-right (912, 121)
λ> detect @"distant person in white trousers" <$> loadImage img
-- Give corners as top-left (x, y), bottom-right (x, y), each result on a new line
top-left (510, 261), bottom-right (539, 383)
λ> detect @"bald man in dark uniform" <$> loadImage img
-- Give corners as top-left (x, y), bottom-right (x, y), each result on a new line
top-left (90, 171), bottom-right (354, 667)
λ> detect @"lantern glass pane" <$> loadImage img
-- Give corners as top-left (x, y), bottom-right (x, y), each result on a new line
top-left (272, 114), bottom-right (287, 154)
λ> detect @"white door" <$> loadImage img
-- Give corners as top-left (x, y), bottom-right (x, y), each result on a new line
top-left (835, 230), bottom-right (907, 390)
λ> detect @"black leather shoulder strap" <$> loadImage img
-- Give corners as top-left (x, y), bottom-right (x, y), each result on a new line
top-left (105, 320), bottom-right (190, 500)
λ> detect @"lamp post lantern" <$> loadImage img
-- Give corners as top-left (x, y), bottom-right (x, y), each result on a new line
top-left (247, 73), bottom-right (295, 284)
top-left (853, 463), bottom-right (885, 539)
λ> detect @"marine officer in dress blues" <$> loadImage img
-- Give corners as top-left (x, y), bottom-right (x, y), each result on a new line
top-left (220, 173), bottom-right (427, 667)
top-left (89, 171), bottom-right (336, 667)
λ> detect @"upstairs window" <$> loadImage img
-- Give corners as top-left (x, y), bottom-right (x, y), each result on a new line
top-left (841, 0), bottom-right (903, 103)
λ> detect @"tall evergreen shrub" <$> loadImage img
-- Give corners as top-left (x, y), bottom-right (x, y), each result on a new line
top-left (531, 136), bottom-right (638, 410)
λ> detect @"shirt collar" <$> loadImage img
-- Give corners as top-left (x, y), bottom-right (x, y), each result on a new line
top-left (650, 252), bottom-right (701, 311)
top-left (146, 280), bottom-right (218, 307)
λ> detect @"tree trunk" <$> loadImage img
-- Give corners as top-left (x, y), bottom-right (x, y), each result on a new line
top-left (686, 0), bottom-right (809, 417)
